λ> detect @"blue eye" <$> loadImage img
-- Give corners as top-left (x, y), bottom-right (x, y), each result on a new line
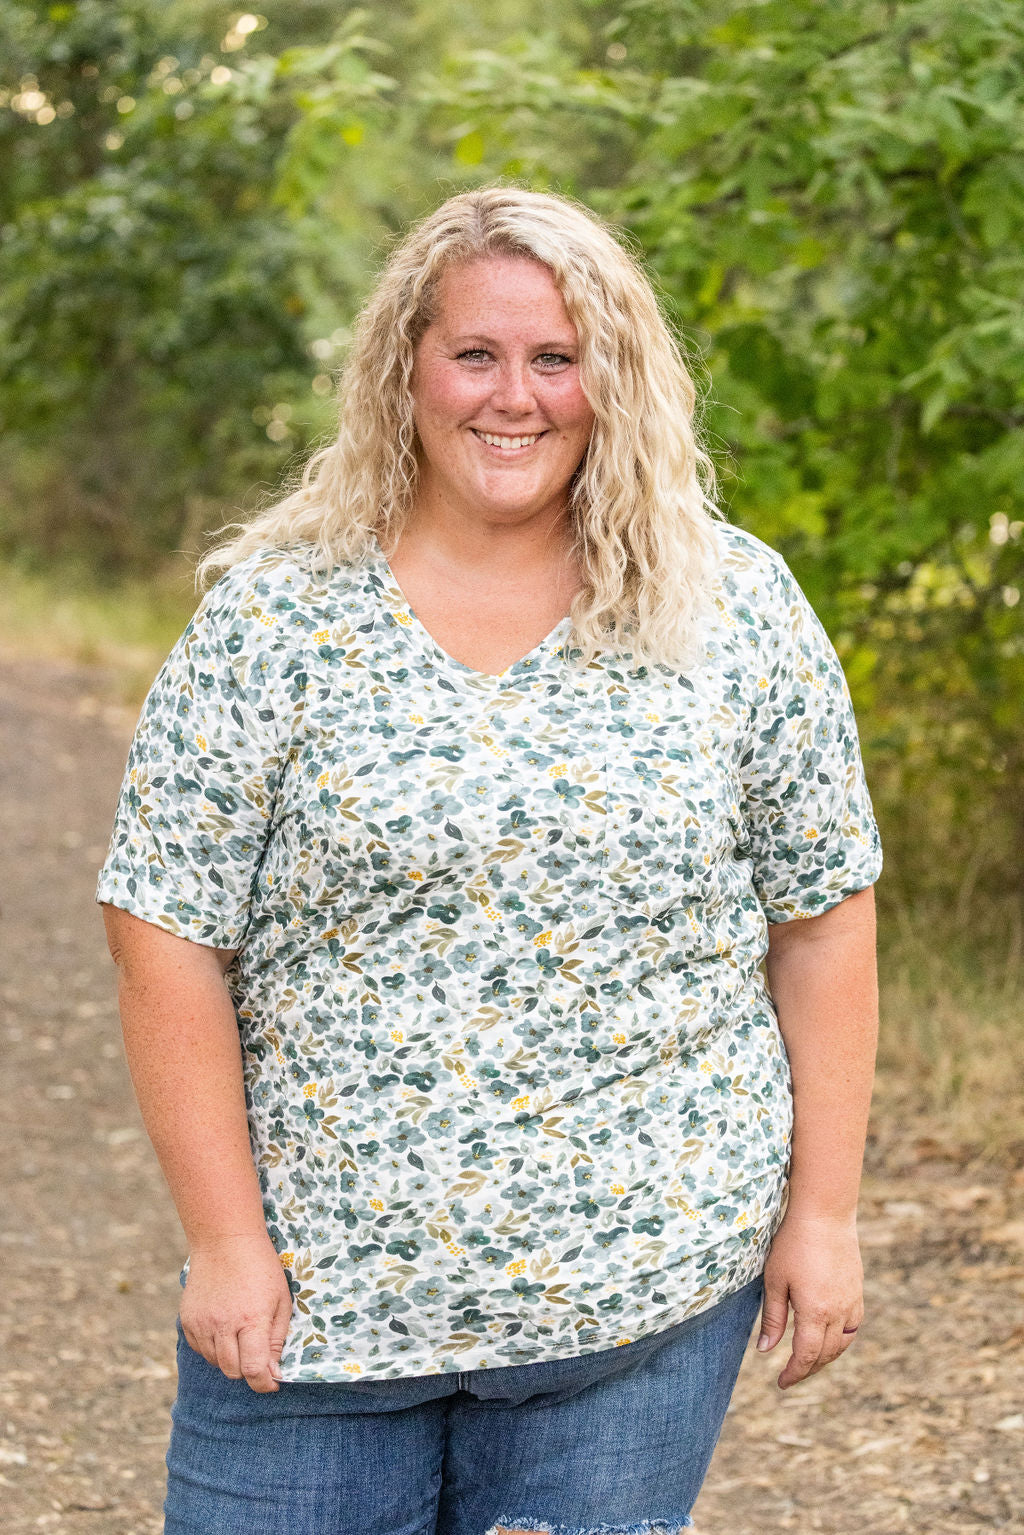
top-left (457, 349), bottom-right (491, 362)
top-left (537, 353), bottom-right (573, 367)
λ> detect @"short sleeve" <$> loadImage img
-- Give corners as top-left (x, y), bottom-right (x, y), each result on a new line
top-left (96, 592), bottom-right (282, 949)
top-left (738, 559), bottom-right (882, 923)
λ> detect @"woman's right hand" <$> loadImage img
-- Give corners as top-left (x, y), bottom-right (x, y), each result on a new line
top-left (179, 1233), bottom-right (294, 1393)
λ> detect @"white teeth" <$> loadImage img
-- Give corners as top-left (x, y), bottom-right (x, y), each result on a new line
top-left (475, 431), bottom-right (540, 449)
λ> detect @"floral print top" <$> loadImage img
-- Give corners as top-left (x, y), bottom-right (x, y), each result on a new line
top-left (96, 522), bottom-right (882, 1381)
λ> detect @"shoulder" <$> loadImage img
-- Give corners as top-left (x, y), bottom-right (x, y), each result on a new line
top-left (193, 543), bottom-right (377, 653)
top-left (709, 522), bottom-right (818, 633)
top-left (695, 523), bottom-right (833, 685)
top-left (712, 522), bottom-right (792, 601)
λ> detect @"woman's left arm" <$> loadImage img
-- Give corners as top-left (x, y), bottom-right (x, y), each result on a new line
top-left (758, 884), bottom-right (879, 1388)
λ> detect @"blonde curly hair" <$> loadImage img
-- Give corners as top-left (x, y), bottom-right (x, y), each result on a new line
top-left (199, 185), bottom-right (722, 672)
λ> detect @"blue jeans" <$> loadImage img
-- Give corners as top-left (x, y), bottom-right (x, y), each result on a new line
top-left (164, 1274), bottom-right (763, 1535)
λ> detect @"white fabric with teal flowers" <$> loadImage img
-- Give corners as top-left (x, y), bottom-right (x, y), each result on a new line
top-left (96, 523), bottom-right (882, 1381)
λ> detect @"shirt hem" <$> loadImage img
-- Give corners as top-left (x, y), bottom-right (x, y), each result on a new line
top-left (274, 1231), bottom-right (772, 1383)
top-left (760, 860), bottom-right (883, 924)
top-left (95, 867), bottom-right (246, 950)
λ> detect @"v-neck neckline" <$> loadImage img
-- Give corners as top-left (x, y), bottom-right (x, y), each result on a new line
top-left (368, 533), bottom-right (573, 684)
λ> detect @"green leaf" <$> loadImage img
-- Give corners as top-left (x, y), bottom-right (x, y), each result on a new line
top-left (454, 128), bottom-right (485, 165)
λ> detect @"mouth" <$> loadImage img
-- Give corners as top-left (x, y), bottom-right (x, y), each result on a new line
top-left (470, 429), bottom-right (546, 454)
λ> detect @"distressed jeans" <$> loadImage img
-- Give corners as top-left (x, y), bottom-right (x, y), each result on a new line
top-left (163, 1273), bottom-right (763, 1535)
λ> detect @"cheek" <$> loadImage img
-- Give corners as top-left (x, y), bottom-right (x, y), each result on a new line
top-left (413, 362), bottom-right (483, 429)
top-left (548, 378), bottom-right (595, 437)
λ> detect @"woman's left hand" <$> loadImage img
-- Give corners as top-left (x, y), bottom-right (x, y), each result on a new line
top-left (756, 1209), bottom-right (865, 1389)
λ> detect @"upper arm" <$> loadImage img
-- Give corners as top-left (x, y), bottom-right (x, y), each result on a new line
top-left (765, 884), bottom-right (876, 961)
top-left (763, 886), bottom-right (879, 1047)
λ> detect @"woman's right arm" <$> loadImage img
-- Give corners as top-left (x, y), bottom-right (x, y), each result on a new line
top-left (102, 905), bottom-right (292, 1393)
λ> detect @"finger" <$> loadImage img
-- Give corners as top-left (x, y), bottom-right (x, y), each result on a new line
top-left (213, 1329), bottom-right (243, 1381)
top-left (238, 1324), bottom-right (279, 1394)
top-left (808, 1317), bottom-right (848, 1375)
top-left (182, 1321), bottom-right (218, 1369)
top-left (268, 1290), bottom-right (292, 1383)
top-left (756, 1278), bottom-right (790, 1353)
top-left (778, 1313), bottom-right (826, 1389)
top-left (836, 1318), bottom-right (862, 1357)
top-left (835, 1327), bottom-right (858, 1358)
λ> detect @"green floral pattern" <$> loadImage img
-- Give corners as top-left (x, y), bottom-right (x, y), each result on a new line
top-left (96, 524), bottom-right (882, 1380)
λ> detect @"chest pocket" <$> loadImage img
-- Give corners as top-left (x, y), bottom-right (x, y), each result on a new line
top-left (602, 738), bottom-right (742, 921)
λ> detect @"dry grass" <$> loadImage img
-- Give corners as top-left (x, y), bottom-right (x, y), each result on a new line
top-left (876, 891), bottom-right (1023, 1160)
top-left (0, 558), bottom-right (195, 703)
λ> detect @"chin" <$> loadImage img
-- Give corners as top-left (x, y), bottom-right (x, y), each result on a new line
top-left (466, 476), bottom-right (541, 510)
top-left (481, 486), bottom-right (552, 516)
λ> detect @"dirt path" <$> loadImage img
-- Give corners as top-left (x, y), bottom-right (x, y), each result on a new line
top-left (1, 653), bottom-right (1021, 1534)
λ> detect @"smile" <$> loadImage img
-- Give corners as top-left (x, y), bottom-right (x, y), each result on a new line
top-left (471, 429), bottom-right (545, 451)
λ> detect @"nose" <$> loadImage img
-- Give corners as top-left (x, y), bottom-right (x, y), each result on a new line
top-left (489, 362), bottom-right (536, 417)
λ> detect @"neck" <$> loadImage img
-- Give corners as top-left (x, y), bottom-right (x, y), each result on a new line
top-left (396, 475), bottom-right (576, 579)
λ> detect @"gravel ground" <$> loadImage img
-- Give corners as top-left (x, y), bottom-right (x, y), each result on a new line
top-left (1, 654), bottom-right (1021, 1535)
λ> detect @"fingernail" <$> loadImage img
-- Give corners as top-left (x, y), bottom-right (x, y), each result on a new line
top-left (756, 1333), bottom-right (770, 1351)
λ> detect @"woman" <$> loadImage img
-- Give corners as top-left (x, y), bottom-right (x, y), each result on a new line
top-left (98, 186), bottom-right (882, 1535)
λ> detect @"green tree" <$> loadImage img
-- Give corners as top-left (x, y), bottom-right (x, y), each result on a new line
top-left (0, 1), bottom-right (596, 570)
top-left (609, 0), bottom-right (1024, 887)
top-left (0, 2), bottom-right (393, 567)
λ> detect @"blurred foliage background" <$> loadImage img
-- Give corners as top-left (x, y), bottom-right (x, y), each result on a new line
top-left (2, 0), bottom-right (1021, 1145)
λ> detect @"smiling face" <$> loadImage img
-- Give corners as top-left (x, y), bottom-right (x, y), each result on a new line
top-left (409, 254), bottom-right (595, 535)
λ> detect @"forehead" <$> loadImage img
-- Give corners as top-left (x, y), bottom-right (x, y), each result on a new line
top-left (428, 254), bottom-right (577, 339)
